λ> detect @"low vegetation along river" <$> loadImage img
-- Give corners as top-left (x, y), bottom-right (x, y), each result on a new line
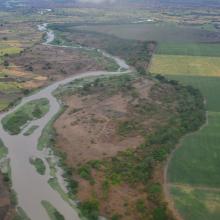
top-left (0, 24), bottom-right (131, 220)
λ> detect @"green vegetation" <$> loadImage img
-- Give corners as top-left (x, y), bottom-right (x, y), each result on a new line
top-left (156, 43), bottom-right (220, 57)
top-left (165, 75), bottom-right (220, 112)
top-left (62, 73), bottom-right (205, 219)
top-left (103, 79), bottom-right (205, 186)
top-left (2, 98), bottom-right (49, 135)
top-left (23, 125), bottom-right (39, 136)
top-left (38, 106), bottom-right (65, 151)
top-left (170, 185), bottom-right (220, 220)
top-left (48, 177), bottom-right (71, 204)
top-left (30, 157), bottom-right (46, 175)
top-left (0, 40), bottom-right (22, 64)
top-left (0, 82), bottom-right (21, 92)
top-left (0, 99), bottom-right (11, 111)
top-left (79, 199), bottom-right (99, 220)
top-left (0, 139), bottom-right (8, 160)
top-left (151, 33), bottom-right (220, 218)
top-left (74, 23), bottom-right (219, 43)
top-left (41, 200), bottom-right (65, 220)
top-left (51, 32), bottom-right (120, 72)
top-left (168, 111), bottom-right (220, 186)
top-left (37, 105), bottom-right (79, 199)
top-left (49, 23), bottom-right (155, 71)
top-left (13, 207), bottom-right (31, 220)
top-left (150, 54), bottom-right (220, 76)
top-left (78, 165), bottom-right (94, 184)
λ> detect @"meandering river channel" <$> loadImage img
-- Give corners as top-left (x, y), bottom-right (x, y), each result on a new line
top-left (0, 24), bottom-right (131, 220)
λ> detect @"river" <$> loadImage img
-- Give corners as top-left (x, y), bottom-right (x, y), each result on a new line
top-left (0, 24), bottom-right (131, 220)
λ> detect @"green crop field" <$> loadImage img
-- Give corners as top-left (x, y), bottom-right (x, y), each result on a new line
top-left (156, 43), bottom-right (220, 57)
top-left (170, 185), bottom-right (220, 220)
top-left (165, 75), bottom-right (220, 112)
top-left (166, 75), bottom-right (220, 219)
top-left (151, 38), bottom-right (220, 219)
top-left (168, 111), bottom-right (220, 187)
top-left (150, 55), bottom-right (220, 76)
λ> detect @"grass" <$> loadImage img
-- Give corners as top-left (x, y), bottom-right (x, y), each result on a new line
top-left (23, 125), bottom-right (39, 136)
top-left (2, 98), bottom-right (49, 135)
top-left (0, 40), bottom-right (22, 64)
top-left (150, 54), bottom-right (220, 77)
top-left (170, 185), bottom-right (220, 220)
top-left (13, 207), bottom-right (31, 220)
top-left (0, 139), bottom-right (8, 160)
top-left (153, 42), bottom-right (220, 219)
top-left (165, 75), bottom-right (220, 112)
top-left (0, 82), bottom-right (22, 92)
top-left (37, 106), bottom-right (65, 151)
top-left (48, 178), bottom-right (70, 203)
top-left (41, 200), bottom-right (65, 220)
top-left (168, 111), bottom-right (220, 187)
top-left (0, 99), bottom-right (11, 111)
top-left (156, 43), bottom-right (220, 57)
top-left (30, 158), bottom-right (46, 175)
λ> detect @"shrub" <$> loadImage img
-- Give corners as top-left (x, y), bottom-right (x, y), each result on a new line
top-left (79, 199), bottom-right (99, 220)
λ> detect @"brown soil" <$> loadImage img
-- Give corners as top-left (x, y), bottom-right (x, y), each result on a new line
top-left (9, 44), bottom-right (118, 83)
top-left (54, 76), bottom-right (179, 220)
top-left (54, 78), bottom-right (154, 166)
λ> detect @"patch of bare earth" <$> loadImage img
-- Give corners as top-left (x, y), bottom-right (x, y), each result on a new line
top-left (9, 44), bottom-right (117, 83)
top-left (54, 76), bottom-right (178, 219)
top-left (55, 92), bottom-right (144, 166)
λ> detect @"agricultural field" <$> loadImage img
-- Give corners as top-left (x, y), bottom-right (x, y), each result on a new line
top-left (75, 23), bottom-right (220, 42)
top-left (150, 34), bottom-right (220, 219)
top-left (156, 43), bottom-right (220, 57)
top-left (150, 55), bottom-right (220, 76)
top-left (170, 185), bottom-right (220, 220)
top-left (0, 21), bottom-right (45, 111)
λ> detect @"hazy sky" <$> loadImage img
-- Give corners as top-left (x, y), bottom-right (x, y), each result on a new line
top-left (78, 0), bottom-right (116, 3)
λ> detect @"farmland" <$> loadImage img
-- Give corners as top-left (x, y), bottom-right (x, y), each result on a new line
top-left (156, 43), bottom-right (220, 57)
top-left (150, 55), bottom-right (220, 76)
top-left (150, 29), bottom-right (220, 219)
top-left (75, 23), bottom-right (220, 42)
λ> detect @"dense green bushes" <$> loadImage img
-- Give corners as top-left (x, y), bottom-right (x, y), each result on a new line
top-left (30, 158), bottom-right (46, 175)
top-left (79, 199), bottom-right (99, 220)
top-left (2, 98), bottom-right (49, 135)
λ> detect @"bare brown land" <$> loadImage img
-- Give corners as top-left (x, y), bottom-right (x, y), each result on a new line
top-left (8, 45), bottom-right (118, 84)
top-left (55, 78), bottom-right (154, 166)
top-left (53, 73), bottom-right (205, 220)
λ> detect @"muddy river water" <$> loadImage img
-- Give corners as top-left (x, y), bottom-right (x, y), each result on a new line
top-left (0, 24), bottom-right (131, 220)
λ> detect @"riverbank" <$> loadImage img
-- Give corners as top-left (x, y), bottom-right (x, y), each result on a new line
top-left (0, 23), bottom-right (133, 220)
